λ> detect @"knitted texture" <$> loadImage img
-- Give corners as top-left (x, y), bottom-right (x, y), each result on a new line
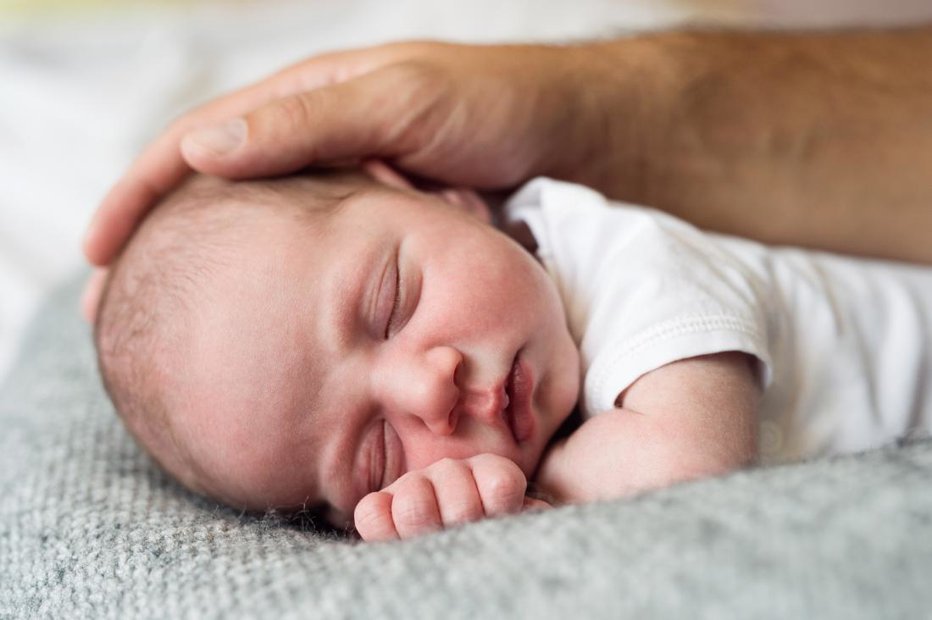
top-left (2, 276), bottom-right (931, 619)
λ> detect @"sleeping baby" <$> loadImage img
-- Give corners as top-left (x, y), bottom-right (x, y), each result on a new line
top-left (92, 162), bottom-right (932, 541)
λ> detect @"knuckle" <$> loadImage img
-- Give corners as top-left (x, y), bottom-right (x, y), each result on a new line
top-left (381, 60), bottom-right (444, 93)
top-left (485, 466), bottom-right (525, 497)
top-left (469, 452), bottom-right (517, 473)
top-left (392, 483), bottom-right (440, 531)
top-left (474, 458), bottom-right (526, 513)
top-left (393, 499), bottom-right (439, 532)
top-left (273, 93), bottom-right (316, 133)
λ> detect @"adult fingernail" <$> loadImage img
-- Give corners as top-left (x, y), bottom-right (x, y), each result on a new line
top-left (185, 118), bottom-right (247, 156)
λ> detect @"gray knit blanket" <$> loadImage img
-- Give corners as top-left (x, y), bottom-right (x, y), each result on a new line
top-left (2, 277), bottom-right (931, 619)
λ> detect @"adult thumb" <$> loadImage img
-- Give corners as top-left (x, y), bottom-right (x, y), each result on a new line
top-left (180, 66), bottom-right (429, 179)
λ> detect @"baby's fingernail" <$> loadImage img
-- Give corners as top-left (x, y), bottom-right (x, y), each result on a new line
top-left (184, 118), bottom-right (247, 156)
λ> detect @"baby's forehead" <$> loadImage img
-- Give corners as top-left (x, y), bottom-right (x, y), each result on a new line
top-left (142, 176), bottom-right (366, 267)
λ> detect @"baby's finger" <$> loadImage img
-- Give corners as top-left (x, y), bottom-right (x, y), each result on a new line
top-left (427, 459), bottom-right (485, 527)
top-left (469, 454), bottom-right (527, 517)
top-left (390, 476), bottom-right (443, 539)
top-left (353, 491), bottom-right (399, 542)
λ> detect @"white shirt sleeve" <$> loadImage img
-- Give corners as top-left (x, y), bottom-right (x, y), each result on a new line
top-left (505, 178), bottom-right (773, 417)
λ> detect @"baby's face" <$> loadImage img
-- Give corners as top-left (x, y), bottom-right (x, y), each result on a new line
top-left (164, 176), bottom-right (580, 524)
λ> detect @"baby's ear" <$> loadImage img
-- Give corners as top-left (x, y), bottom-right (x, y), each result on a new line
top-left (364, 159), bottom-right (491, 223)
top-left (436, 188), bottom-right (492, 224)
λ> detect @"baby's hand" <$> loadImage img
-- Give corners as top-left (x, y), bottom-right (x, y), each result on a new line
top-left (353, 453), bottom-right (548, 542)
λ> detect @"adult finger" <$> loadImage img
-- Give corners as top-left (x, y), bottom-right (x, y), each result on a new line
top-left (180, 61), bottom-right (437, 180)
top-left (83, 43), bottom-right (416, 266)
top-left (353, 491), bottom-right (399, 542)
top-left (81, 267), bottom-right (109, 324)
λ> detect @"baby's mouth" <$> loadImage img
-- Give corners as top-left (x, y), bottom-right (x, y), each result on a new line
top-left (502, 352), bottom-right (534, 445)
top-left (503, 361), bottom-right (516, 442)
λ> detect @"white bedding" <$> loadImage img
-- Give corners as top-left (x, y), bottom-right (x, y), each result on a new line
top-left (1, 0), bottom-right (929, 383)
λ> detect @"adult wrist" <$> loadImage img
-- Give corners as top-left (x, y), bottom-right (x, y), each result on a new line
top-left (537, 36), bottom-right (673, 204)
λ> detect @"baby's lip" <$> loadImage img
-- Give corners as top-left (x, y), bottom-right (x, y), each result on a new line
top-left (463, 353), bottom-right (531, 443)
top-left (502, 352), bottom-right (534, 445)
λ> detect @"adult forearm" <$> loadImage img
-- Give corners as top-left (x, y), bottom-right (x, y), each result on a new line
top-left (571, 27), bottom-right (932, 262)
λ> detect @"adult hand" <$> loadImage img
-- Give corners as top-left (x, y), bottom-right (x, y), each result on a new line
top-left (353, 454), bottom-right (549, 542)
top-left (84, 40), bottom-right (606, 266)
top-left (86, 28), bottom-right (932, 268)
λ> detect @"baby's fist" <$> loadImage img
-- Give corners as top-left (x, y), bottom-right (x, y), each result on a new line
top-left (353, 453), bottom-right (535, 541)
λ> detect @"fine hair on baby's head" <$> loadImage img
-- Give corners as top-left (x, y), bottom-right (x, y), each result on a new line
top-left (94, 168), bottom-right (581, 523)
top-left (95, 173), bottom-right (353, 500)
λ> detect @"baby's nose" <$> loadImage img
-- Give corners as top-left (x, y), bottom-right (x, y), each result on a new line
top-left (384, 345), bottom-right (462, 435)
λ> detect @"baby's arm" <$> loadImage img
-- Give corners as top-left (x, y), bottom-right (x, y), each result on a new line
top-left (534, 352), bottom-right (760, 504)
top-left (353, 453), bottom-right (547, 541)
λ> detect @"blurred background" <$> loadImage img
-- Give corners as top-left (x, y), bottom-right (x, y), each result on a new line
top-left (1, 0), bottom-right (930, 383)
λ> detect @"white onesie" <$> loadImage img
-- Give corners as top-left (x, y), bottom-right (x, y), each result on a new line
top-left (504, 178), bottom-right (932, 464)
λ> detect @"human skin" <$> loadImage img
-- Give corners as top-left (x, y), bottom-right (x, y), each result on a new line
top-left (85, 27), bottom-right (932, 268)
top-left (98, 169), bottom-right (761, 542)
top-left (142, 173), bottom-right (582, 533)
top-left (534, 352), bottom-right (759, 506)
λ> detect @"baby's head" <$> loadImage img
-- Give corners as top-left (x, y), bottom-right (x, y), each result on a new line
top-left (94, 167), bottom-right (580, 525)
